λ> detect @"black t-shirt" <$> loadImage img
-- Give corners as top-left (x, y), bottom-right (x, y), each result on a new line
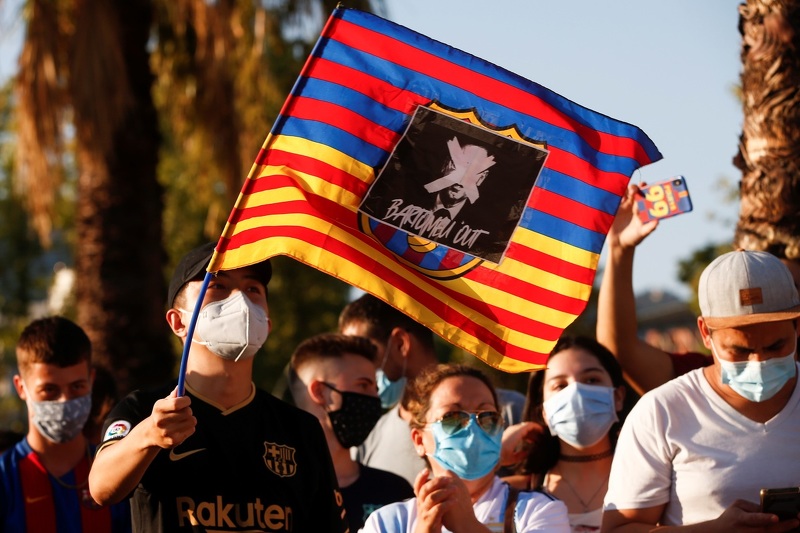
top-left (342, 464), bottom-right (413, 531)
top-left (99, 382), bottom-right (347, 533)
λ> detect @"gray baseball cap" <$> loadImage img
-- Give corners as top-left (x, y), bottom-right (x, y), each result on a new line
top-left (699, 250), bottom-right (800, 328)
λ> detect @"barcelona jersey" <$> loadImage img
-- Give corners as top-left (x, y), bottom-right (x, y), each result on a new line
top-left (0, 438), bottom-right (131, 532)
top-left (98, 382), bottom-right (348, 532)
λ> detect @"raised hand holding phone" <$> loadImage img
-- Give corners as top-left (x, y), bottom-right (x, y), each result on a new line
top-left (635, 176), bottom-right (693, 223)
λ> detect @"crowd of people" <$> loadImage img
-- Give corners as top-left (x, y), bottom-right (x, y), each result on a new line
top-left (2, 183), bottom-right (800, 532)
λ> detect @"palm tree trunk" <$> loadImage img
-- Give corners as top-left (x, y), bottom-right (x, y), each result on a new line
top-left (73, 0), bottom-right (173, 395)
top-left (734, 0), bottom-right (800, 261)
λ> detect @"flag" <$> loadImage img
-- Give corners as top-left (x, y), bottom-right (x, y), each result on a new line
top-left (208, 7), bottom-right (661, 372)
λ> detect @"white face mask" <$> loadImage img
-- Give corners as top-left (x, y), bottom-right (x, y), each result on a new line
top-left (182, 291), bottom-right (269, 361)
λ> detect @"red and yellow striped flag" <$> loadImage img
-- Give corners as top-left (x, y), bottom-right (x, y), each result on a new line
top-left (209, 7), bottom-right (661, 372)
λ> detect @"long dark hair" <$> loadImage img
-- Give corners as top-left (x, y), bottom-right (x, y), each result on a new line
top-left (519, 335), bottom-right (626, 479)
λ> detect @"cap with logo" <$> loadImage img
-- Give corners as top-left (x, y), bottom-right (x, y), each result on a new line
top-left (167, 242), bottom-right (272, 307)
top-left (699, 250), bottom-right (800, 328)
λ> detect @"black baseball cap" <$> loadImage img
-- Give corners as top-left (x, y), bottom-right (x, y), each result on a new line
top-left (167, 242), bottom-right (273, 307)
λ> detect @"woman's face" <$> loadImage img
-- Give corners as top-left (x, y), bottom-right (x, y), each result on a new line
top-left (540, 347), bottom-right (625, 451)
top-left (542, 347), bottom-right (616, 403)
top-left (416, 375), bottom-right (498, 466)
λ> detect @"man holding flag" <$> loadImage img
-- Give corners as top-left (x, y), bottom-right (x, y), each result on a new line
top-left (87, 2), bottom-right (663, 528)
top-left (89, 243), bottom-right (347, 532)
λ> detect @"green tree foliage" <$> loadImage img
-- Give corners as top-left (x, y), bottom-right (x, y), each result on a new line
top-left (4, 0), bottom-right (379, 397)
top-left (258, 257), bottom-right (351, 394)
top-left (152, 0), bottom-right (375, 389)
top-left (0, 81), bottom-right (47, 430)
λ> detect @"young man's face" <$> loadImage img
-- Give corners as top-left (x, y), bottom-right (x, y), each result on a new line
top-left (701, 319), bottom-right (798, 365)
top-left (339, 320), bottom-right (382, 351)
top-left (15, 361), bottom-right (93, 403)
top-left (339, 320), bottom-right (411, 382)
top-left (319, 353), bottom-right (379, 406)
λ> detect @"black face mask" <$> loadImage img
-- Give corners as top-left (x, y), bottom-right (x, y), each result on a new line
top-left (322, 383), bottom-right (383, 448)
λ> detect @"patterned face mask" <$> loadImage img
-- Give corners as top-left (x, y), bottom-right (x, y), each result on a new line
top-left (322, 383), bottom-right (383, 448)
top-left (27, 392), bottom-right (92, 444)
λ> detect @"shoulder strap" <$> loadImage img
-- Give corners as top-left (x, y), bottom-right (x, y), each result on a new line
top-left (504, 484), bottom-right (521, 533)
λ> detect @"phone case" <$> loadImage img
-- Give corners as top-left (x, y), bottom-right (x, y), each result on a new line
top-left (635, 176), bottom-right (693, 223)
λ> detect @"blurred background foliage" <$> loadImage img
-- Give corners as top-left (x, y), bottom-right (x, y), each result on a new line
top-left (0, 0), bottom-right (739, 432)
top-left (0, 0), bottom-right (377, 430)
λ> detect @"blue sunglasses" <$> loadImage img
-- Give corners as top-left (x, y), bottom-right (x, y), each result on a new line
top-left (434, 410), bottom-right (503, 436)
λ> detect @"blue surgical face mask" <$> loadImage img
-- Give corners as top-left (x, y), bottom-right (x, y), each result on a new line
top-left (543, 382), bottom-right (618, 449)
top-left (376, 347), bottom-right (407, 409)
top-left (712, 338), bottom-right (797, 402)
top-left (426, 415), bottom-right (502, 480)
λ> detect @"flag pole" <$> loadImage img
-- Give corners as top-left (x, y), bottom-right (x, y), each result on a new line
top-left (176, 271), bottom-right (213, 396)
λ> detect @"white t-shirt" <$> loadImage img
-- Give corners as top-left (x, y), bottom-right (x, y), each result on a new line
top-left (360, 476), bottom-right (569, 532)
top-left (604, 365), bottom-right (800, 526)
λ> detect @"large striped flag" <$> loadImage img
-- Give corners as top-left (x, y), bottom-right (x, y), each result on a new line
top-left (208, 6), bottom-right (661, 372)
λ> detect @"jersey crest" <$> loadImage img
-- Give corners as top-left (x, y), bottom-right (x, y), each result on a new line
top-left (263, 441), bottom-right (297, 478)
top-left (358, 102), bottom-right (547, 278)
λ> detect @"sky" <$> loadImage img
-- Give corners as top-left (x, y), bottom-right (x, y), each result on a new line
top-left (0, 1), bottom-right (743, 299)
top-left (382, 1), bottom-right (744, 300)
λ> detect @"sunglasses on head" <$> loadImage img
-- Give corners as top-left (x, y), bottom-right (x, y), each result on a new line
top-left (434, 410), bottom-right (503, 436)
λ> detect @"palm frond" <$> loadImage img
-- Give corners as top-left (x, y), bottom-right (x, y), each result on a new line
top-left (14, 0), bottom-right (68, 246)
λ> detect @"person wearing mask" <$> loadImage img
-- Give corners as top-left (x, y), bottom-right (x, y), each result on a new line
top-left (0, 316), bottom-right (131, 532)
top-left (602, 250), bottom-right (800, 530)
top-left (88, 242), bottom-right (347, 532)
top-left (339, 293), bottom-right (525, 486)
top-left (289, 332), bottom-right (413, 531)
top-left (361, 363), bottom-right (569, 532)
top-left (504, 336), bottom-right (626, 533)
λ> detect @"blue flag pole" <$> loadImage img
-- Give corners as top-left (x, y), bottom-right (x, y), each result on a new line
top-left (176, 271), bottom-right (213, 396)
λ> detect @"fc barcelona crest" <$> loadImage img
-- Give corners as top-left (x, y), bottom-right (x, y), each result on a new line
top-left (358, 103), bottom-right (548, 279)
top-left (263, 441), bottom-right (297, 478)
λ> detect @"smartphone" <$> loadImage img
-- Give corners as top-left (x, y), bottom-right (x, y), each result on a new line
top-left (761, 487), bottom-right (800, 530)
top-left (635, 176), bottom-right (693, 223)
